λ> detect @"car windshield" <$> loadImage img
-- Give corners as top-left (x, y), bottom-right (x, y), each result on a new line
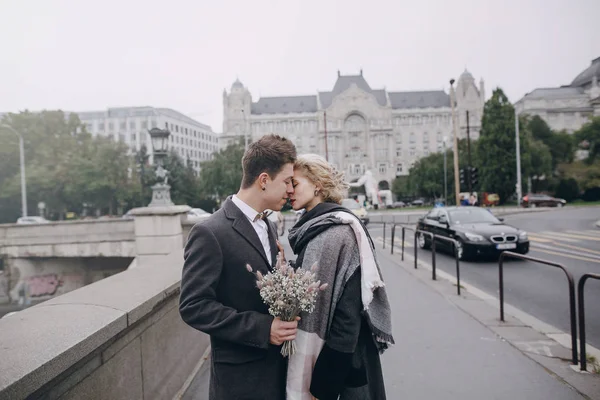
top-left (448, 208), bottom-right (499, 225)
top-left (341, 199), bottom-right (360, 210)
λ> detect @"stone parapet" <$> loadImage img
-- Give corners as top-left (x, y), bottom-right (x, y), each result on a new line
top-left (0, 249), bottom-right (208, 400)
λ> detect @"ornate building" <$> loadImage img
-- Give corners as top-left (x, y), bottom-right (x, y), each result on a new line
top-left (516, 56), bottom-right (600, 133)
top-left (221, 70), bottom-right (485, 188)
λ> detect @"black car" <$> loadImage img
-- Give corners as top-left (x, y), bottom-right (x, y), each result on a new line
top-left (416, 207), bottom-right (529, 260)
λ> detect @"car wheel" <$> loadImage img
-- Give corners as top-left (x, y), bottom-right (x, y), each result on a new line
top-left (530, 203), bottom-right (536, 208)
top-left (418, 232), bottom-right (431, 250)
top-left (557, 203), bottom-right (563, 208)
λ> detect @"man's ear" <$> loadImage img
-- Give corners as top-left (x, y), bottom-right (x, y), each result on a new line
top-left (258, 172), bottom-right (271, 187)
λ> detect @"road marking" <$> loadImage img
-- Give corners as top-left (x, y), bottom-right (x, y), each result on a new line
top-left (531, 243), bottom-right (600, 261)
top-left (530, 232), bottom-right (580, 243)
top-left (530, 248), bottom-right (600, 264)
top-left (583, 229), bottom-right (600, 235)
top-left (542, 231), bottom-right (600, 241)
top-left (528, 237), bottom-right (553, 243)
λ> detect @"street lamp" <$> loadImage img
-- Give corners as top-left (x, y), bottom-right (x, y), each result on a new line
top-left (514, 107), bottom-right (523, 207)
top-left (241, 109), bottom-right (248, 151)
top-left (443, 136), bottom-right (448, 204)
top-left (1, 124), bottom-right (27, 217)
top-left (148, 127), bottom-right (174, 207)
top-left (449, 79), bottom-right (461, 206)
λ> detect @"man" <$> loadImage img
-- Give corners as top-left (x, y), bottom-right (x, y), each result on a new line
top-left (180, 134), bottom-right (298, 400)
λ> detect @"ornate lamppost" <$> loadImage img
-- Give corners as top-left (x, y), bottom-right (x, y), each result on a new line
top-left (148, 127), bottom-right (174, 207)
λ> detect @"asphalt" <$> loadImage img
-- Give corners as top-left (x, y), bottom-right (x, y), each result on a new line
top-left (182, 225), bottom-right (599, 400)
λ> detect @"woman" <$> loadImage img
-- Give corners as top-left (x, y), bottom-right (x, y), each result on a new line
top-left (286, 154), bottom-right (394, 400)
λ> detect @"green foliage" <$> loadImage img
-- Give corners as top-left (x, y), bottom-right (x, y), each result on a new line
top-left (0, 111), bottom-right (209, 223)
top-left (198, 138), bottom-right (245, 203)
top-left (554, 178), bottom-right (580, 202)
top-left (528, 116), bottom-right (575, 169)
top-left (575, 116), bottom-right (600, 163)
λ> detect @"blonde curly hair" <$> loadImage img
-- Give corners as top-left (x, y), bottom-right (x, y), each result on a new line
top-left (294, 154), bottom-right (349, 204)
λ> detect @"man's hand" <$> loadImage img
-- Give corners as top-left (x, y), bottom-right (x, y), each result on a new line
top-left (270, 316), bottom-right (300, 345)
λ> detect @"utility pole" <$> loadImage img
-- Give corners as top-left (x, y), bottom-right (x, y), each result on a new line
top-left (241, 109), bottom-right (248, 151)
top-left (324, 111), bottom-right (329, 161)
top-left (515, 108), bottom-right (523, 206)
top-left (443, 137), bottom-right (448, 204)
top-left (450, 79), bottom-right (460, 206)
top-left (466, 110), bottom-right (473, 195)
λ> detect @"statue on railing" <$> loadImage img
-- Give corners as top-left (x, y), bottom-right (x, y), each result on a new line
top-left (349, 170), bottom-right (380, 207)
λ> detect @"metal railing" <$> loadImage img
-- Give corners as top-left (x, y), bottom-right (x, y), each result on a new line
top-left (578, 273), bottom-right (600, 371)
top-left (390, 224), bottom-right (462, 295)
top-left (498, 252), bottom-right (578, 365)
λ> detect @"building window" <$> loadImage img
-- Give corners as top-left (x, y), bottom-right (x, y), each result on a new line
top-left (141, 121), bottom-right (148, 129)
top-left (151, 119), bottom-right (157, 128)
top-left (120, 122), bottom-right (126, 130)
top-left (108, 122), bottom-right (114, 131)
top-left (129, 121), bottom-right (136, 129)
top-left (378, 163), bottom-right (387, 174)
top-left (98, 122), bottom-right (105, 131)
top-left (131, 133), bottom-right (136, 142)
top-left (396, 164), bottom-right (403, 174)
top-left (409, 132), bottom-right (415, 143)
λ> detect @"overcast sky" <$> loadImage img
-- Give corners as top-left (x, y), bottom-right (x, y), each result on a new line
top-left (1, 0), bottom-right (598, 131)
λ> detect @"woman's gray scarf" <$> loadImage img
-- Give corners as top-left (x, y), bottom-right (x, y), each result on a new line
top-left (286, 210), bottom-right (394, 399)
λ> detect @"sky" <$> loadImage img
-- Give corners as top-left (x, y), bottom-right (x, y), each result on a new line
top-left (1, 0), bottom-right (598, 132)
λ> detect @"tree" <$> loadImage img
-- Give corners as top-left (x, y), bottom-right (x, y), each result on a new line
top-left (554, 178), bottom-right (579, 202)
top-left (476, 88), bottom-right (527, 203)
top-left (527, 116), bottom-right (575, 169)
top-left (0, 111), bottom-right (140, 222)
top-left (575, 116), bottom-right (600, 163)
top-left (199, 139), bottom-right (245, 203)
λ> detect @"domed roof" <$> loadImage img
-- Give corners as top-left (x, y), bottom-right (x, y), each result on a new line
top-left (570, 57), bottom-right (600, 88)
top-left (459, 69), bottom-right (474, 81)
top-left (231, 78), bottom-right (244, 90)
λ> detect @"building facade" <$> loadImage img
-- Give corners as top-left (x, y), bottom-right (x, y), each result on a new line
top-left (221, 70), bottom-right (484, 188)
top-left (516, 57), bottom-right (600, 133)
top-left (76, 107), bottom-right (218, 173)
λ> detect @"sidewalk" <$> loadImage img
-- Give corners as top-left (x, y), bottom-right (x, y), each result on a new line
top-left (375, 248), bottom-right (598, 399)
top-left (181, 234), bottom-right (599, 399)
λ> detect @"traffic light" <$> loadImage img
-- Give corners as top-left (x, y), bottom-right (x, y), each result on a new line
top-left (471, 167), bottom-right (478, 186)
top-left (459, 168), bottom-right (465, 185)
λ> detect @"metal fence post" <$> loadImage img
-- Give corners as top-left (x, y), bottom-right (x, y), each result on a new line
top-left (578, 273), bottom-right (600, 371)
top-left (401, 227), bottom-right (405, 261)
top-left (431, 237), bottom-right (437, 280)
top-left (455, 240), bottom-right (461, 295)
top-left (390, 224), bottom-right (395, 254)
top-left (383, 222), bottom-right (386, 249)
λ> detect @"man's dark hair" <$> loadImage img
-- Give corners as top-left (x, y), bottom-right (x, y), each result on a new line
top-left (241, 134), bottom-right (297, 188)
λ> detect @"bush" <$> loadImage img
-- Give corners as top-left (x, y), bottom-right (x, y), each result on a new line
top-left (582, 187), bottom-right (600, 202)
top-left (554, 178), bottom-right (579, 202)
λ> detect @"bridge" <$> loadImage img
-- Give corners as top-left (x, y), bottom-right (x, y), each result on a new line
top-left (0, 206), bottom-right (598, 400)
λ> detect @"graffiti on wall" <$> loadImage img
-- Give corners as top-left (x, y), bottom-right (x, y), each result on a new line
top-left (26, 274), bottom-right (64, 297)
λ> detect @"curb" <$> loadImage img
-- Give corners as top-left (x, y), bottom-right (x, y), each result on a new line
top-left (596, 220), bottom-right (600, 229)
top-left (375, 239), bottom-right (600, 399)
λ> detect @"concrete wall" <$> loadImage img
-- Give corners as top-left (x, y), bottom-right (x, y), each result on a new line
top-left (0, 249), bottom-right (209, 400)
top-left (0, 219), bottom-right (135, 258)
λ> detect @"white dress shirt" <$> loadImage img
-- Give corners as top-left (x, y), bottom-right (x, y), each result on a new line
top-left (232, 195), bottom-right (272, 265)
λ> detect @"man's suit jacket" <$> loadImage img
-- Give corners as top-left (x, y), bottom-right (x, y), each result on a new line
top-left (179, 198), bottom-right (285, 400)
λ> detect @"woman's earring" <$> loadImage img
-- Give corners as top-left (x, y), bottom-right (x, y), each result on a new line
top-left (262, 186), bottom-right (266, 191)
top-left (314, 189), bottom-right (319, 197)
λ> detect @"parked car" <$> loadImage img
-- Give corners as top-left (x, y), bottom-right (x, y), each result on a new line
top-left (16, 216), bottom-right (49, 224)
top-left (411, 199), bottom-right (425, 207)
top-left (341, 198), bottom-right (369, 226)
top-left (389, 201), bottom-right (407, 209)
top-left (522, 194), bottom-right (566, 208)
top-left (416, 206), bottom-right (529, 260)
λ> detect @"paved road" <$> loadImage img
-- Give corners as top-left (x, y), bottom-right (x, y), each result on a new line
top-left (369, 207), bottom-right (600, 349)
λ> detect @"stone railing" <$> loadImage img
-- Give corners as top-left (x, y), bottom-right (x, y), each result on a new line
top-left (0, 218), bottom-right (136, 258)
top-left (0, 249), bottom-right (208, 400)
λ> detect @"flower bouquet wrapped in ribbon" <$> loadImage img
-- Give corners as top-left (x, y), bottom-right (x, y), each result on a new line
top-left (246, 253), bottom-right (327, 357)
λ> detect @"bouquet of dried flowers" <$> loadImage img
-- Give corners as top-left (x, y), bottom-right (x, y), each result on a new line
top-left (246, 253), bottom-right (328, 357)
